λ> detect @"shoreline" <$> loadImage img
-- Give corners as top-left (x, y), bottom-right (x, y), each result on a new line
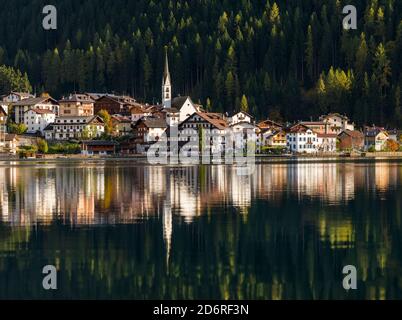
top-left (1, 153), bottom-right (402, 165)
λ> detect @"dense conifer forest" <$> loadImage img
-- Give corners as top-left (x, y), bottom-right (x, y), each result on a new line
top-left (0, 0), bottom-right (401, 126)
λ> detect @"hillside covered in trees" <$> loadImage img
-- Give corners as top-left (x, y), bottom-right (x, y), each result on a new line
top-left (0, 0), bottom-right (401, 126)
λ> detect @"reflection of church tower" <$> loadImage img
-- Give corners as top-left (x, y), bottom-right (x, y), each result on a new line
top-left (162, 48), bottom-right (172, 108)
top-left (162, 170), bottom-right (173, 268)
top-left (163, 198), bottom-right (172, 267)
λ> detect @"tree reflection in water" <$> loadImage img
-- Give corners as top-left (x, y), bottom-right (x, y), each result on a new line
top-left (0, 160), bottom-right (401, 299)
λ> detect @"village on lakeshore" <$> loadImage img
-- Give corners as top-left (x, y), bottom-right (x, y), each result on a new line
top-left (0, 53), bottom-right (401, 159)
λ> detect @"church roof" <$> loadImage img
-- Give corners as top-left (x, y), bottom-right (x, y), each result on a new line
top-left (172, 96), bottom-right (192, 109)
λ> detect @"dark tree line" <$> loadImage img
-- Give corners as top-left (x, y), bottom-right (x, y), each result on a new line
top-left (0, 0), bottom-right (401, 126)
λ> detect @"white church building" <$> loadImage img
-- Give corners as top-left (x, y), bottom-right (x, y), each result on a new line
top-left (161, 50), bottom-right (200, 123)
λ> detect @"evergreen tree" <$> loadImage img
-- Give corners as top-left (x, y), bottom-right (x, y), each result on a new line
top-left (240, 94), bottom-right (249, 112)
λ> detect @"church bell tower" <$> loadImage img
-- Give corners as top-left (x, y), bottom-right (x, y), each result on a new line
top-left (162, 48), bottom-right (172, 109)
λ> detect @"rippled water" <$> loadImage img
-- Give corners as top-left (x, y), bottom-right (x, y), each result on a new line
top-left (0, 159), bottom-right (401, 299)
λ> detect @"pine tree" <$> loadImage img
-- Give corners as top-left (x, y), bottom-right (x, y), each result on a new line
top-left (240, 94), bottom-right (249, 112)
top-left (355, 33), bottom-right (368, 77)
top-left (373, 42), bottom-right (391, 97)
top-left (305, 25), bottom-right (314, 81)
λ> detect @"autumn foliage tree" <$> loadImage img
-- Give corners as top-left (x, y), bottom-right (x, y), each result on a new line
top-left (97, 109), bottom-right (113, 136)
top-left (385, 139), bottom-right (400, 152)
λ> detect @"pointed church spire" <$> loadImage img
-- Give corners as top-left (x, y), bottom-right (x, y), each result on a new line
top-left (163, 47), bottom-right (171, 84)
top-left (162, 46), bottom-right (172, 108)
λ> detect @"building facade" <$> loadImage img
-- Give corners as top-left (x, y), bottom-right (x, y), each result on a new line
top-left (316, 133), bottom-right (338, 152)
top-left (59, 94), bottom-right (94, 116)
top-left (1, 92), bottom-right (34, 103)
top-left (172, 96), bottom-right (200, 123)
top-left (260, 129), bottom-right (287, 149)
top-left (132, 118), bottom-right (167, 153)
top-left (45, 116), bottom-right (105, 141)
top-left (94, 95), bottom-right (136, 115)
top-left (24, 109), bottom-right (56, 135)
top-left (111, 115), bottom-right (132, 137)
top-left (228, 111), bottom-right (253, 125)
top-left (364, 126), bottom-right (389, 151)
top-left (338, 130), bottom-right (364, 151)
top-left (13, 96), bottom-right (59, 124)
top-left (176, 112), bottom-right (228, 154)
top-left (319, 113), bottom-right (355, 134)
top-left (80, 140), bottom-right (118, 155)
top-left (286, 124), bottom-right (319, 154)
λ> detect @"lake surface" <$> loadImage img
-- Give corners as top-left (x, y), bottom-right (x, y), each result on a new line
top-left (0, 159), bottom-right (401, 299)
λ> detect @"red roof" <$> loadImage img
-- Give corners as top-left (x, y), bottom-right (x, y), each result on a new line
top-left (339, 130), bottom-right (364, 139)
top-left (288, 124), bottom-right (314, 133)
top-left (317, 133), bottom-right (338, 138)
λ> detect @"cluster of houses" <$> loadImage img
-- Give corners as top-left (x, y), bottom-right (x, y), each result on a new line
top-left (0, 53), bottom-right (401, 156)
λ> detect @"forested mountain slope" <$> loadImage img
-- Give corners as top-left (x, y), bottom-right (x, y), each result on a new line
top-left (0, 0), bottom-right (401, 126)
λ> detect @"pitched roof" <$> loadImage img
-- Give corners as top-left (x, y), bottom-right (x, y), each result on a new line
top-left (257, 119), bottom-right (283, 129)
top-left (13, 97), bottom-right (58, 106)
top-left (195, 112), bottom-right (228, 130)
top-left (25, 108), bottom-right (55, 115)
top-left (2, 92), bottom-right (33, 99)
top-left (162, 107), bottom-right (180, 114)
top-left (86, 93), bottom-right (105, 100)
top-left (365, 126), bottom-right (388, 137)
top-left (87, 115), bottom-right (105, 125)
top-left (87, 93), bottom-right (136, 102)
top-left (111, 115), bottom-right (131, 123)
top-left (80, 140), bottom-right (118, 146)
top-left (59, 94), bottom-right (95, 103)
top-left (264, 129), bottom-right (285, 138)
top-left (54, 115), bottom-right (104, 125)
top-left (94, 94), bottom-right (136, 106)
top-left (317, 133), bottom-right (338, 138)
top-left (387, 128), bottom-right (401, 135)
top-left (44, 124), bottom-right (54, 131)
top-left (0, 105), bottom-right (7, 115)
top-left (130, 105), bottom-right (147, 114)
top-left (145, 105), bottom-right (162, 113)
top-left (135, 118), bottom-right (167, 129)
top-left (172, 96), bottom-right (192, 109)
top-left (320, 113), bottom-right (350, 121)
top-left (300, 121), bottom-right (326, 126)
top-left (231, 110), bottom-right (254, 119)
top-left (339, 130), bottom-right (364, 139)
top-left (288, 123), bottom-right (314, 133)
top-left (229, 121), bottom-right (257, 127)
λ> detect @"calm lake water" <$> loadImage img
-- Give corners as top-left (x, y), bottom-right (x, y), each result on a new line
top-left (0, 159), bottom-right (401, 300)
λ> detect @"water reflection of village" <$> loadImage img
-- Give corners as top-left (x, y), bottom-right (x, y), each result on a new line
top-left (0, 161), bottom-right (400, 243)
top-left (0, 161), bottom-right (402, 299)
